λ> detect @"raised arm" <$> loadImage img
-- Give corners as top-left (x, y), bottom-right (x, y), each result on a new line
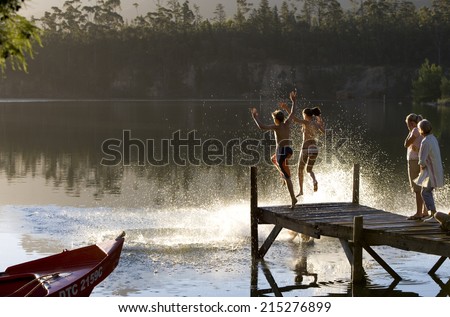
top-left (280, 90), bottom-right (302, 124)
top-left (250, 108), bottom-right (275, 131)
top-left (288, 90), bottom-right (296, 119)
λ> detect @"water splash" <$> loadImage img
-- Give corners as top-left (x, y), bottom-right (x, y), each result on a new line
top-left (7, 201), bottom-right (251, 250)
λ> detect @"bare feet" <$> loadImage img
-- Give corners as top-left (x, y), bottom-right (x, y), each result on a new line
top-left (313, 181), bottom-right (318, 192)
top-left (296, 191), bottom-right (303, 197)
top-left (290, 198), bottom-right (298, 209)
top-left (406, 214), bottom-right (423, 220)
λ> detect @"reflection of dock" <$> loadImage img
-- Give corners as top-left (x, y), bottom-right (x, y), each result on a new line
top-left (250, 260), bottom-right (426, 297)
top-left (250, 165), bottom-right (450, 291)
top-left (251, 260), bottom-right (319, 297)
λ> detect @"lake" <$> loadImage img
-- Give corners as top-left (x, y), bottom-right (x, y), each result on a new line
top-left (0, 98), bottom-right (449, 297)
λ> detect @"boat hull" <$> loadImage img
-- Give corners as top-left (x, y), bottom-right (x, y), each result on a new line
top-left (0, 232), bottom-right (125, 297)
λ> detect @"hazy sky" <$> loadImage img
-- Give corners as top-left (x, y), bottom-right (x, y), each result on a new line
top-left (22, 0), bottom-right (281, 19)
top-left (21, 0), bottom-right (348, 20)
top-left (21, 0), bottom-right (430, 20)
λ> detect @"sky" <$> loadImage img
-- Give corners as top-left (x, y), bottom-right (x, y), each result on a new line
top-left (20, 0), bottom-right (431, 21)
top-left (21, 0), bottom-right (291, 19)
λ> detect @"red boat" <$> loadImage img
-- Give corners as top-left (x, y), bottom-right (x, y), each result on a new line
top-left (0, 232), bottom-right (125, 297)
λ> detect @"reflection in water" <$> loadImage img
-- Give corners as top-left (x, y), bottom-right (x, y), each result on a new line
top-left (251, 257), bottom-right (417, 297)
top-left (1, 99), bottom-right (450, 207)
top-left (250, 243), bottom-right (450, 297)
top-left (346, 280), bottom-right (419, 297)
top-left (1, 99), bottom-right (450, 296)
top-left (293, 256), bottom-right (318, 286)
top-left (19, 234), bottom-right (65, 255)
top-left (429, 274), bottom-right (450, 297)
top-left (250, 258), bottom-right (320, 297)
top-left (1, 99), bottom-right (449, 210)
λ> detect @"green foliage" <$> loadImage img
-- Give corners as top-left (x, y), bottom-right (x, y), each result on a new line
top-left (0, 0), bottom-right (41, 72)
top-left (2, 0), bottom-right (450, 98)
top-left (33, 0), bottom-right (450, 68)
top-left (0, 0), bottom-right (23, 13)
top-left (441, 76), bottom-right (450, 99)
top-left (412, 59), bottom-right (443, 103)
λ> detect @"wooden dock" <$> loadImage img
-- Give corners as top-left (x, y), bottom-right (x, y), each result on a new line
top-left (250, 165), bottom-right (450, 285)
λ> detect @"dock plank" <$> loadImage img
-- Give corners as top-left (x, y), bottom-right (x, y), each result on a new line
top-left (250, 166), bottom-right (449, 287)
top-left (257, 202), bottom-right (450, 257)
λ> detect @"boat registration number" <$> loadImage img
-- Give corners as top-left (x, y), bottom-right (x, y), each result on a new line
top-left (59, 266), bottom-right (103, 297)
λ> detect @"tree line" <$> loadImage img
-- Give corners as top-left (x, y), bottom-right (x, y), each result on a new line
top-left (1, 0), bottom-right (450, 99)
top-left (35, 0), bottom-right (450, 66)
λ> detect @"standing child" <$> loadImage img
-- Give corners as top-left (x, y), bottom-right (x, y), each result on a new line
top-left (404, 113), bottom-right (427, 220)
top-left (414, 119), bottom-right (444, 221)
top-left (251, 91), bottom-right (298, 208)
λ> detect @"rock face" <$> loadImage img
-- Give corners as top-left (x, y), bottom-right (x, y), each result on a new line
top-left (253, 64), bottom-right (412, 100)
top-left (0, 60), bottom-right (414, 100)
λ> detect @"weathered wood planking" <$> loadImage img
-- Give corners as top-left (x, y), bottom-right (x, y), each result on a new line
top-left (257, 202), bottom-right (450, 257)
top-left (250, 166), bottom-right (449, 286)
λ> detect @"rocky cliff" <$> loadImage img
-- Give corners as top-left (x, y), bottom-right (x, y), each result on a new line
top-left (0, 60), bottom-right (415, 100)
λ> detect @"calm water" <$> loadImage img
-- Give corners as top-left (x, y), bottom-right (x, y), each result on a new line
top-left (0, 99), bottom-right (449, 297)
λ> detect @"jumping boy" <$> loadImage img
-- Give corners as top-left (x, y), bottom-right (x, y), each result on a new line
top-left (251, 91), bottom-right (297, 208)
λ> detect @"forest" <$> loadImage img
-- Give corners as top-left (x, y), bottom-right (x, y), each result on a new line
top-left (1, 0), bottom-right (450, 99)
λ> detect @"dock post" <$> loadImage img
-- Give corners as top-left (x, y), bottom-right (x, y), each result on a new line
top-left (250, 257), bottom-right (259, 296)
top-left (352, 216), bottom-right (364, 284)
top-left (352, 163), bottom-right (360, 204)
top-left (250, 166), bottom-right (259, 260)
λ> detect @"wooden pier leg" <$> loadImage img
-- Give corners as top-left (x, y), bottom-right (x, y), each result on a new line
top-left (258, 225), bottom-right (283, 259)
top-left (353, 164), bottom-right (360, 204)
top-left (251, 166), bottom-right (259, 260)
top-left (363, 244), bottom-right (401, 280)
top-left (339, 239), bottom-right (368, 278)
top-left (250, 257), bottom-right (259, 297)
top-left (428, 256), bottom-right (448, 275)
top-left (339, 239), bottom-right (355, 265)
top-left (352, 216), bottom-right (364, 284)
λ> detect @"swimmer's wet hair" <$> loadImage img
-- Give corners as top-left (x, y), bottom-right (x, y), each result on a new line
top-left (272, 110), bottom-right (285, 122)
top-left (312, 107), bottom-right (321, 116)
top-left (303, 108), bottom-right (313, 116)
top-left (303, 107), bottom-right (321, 116)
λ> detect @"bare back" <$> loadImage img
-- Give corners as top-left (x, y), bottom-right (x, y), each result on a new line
top-left (251, 106), bottom-right (294, 149)
top-left (273, 121), bottom-right (291, 148)
top-left (301, 120), bottom-right (321, 143)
